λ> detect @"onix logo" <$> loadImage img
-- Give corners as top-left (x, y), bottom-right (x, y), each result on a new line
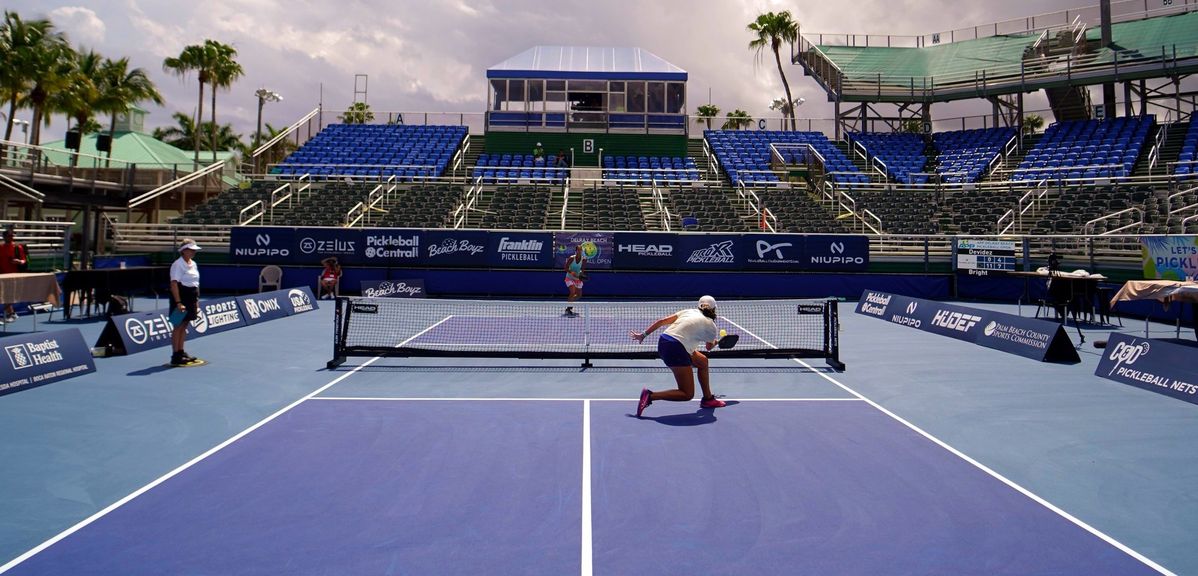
top-left (906, 301), bottom-right (918, 314)
top-left (1108, 340), bottom-right (1150, 376)
top-left (256, 234), bottom-right (271, 247)
top-left (755, 241), bottom-right (793, 259)
top-left (830, 242), bottom-right (845, 254)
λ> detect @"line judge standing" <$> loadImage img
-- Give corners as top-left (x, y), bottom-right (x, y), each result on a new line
top-left (169, 238), bottom-right (202, 366)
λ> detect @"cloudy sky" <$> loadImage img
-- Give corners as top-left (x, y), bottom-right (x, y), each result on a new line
top-left (7, 0), bottom-right (1106, 139)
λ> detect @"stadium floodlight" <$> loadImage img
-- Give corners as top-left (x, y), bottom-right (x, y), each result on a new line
top-left (255, 89), bottom-right (283, 172)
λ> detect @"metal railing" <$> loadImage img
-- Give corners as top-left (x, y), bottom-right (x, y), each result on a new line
top-left (128, 158), bottom-right (232, 209)
top-left (1084, 206), bottom-right (1143, 235)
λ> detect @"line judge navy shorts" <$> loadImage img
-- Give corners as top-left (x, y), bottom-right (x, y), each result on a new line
top-left (657, 334), bottom-right (693, 367)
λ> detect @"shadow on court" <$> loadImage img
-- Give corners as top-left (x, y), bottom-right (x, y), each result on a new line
top-left (628, 401), bottom-right (742, 426)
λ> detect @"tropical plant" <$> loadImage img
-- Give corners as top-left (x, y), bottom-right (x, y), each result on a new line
top-left (0, 11), bottom-right (56, 144)
top-left (341, 102), bottom-right (374, 124)
top-left (164, 43), bottom-right (214, 164)
top-left (696, 104), bottom-right (720, 131)
top-left (96, 57), bottom-right (163, 161)
top-left (260, 122), bottom-right (299, 165)
top-left (50, 49), bottom-right (102, 138)
top-left (3, 12), bottom-right (73, 146)
top-left (722, 109), bottom-right (753, 130)
top-left (153, 110), bottom-right (246, 156)
top-left (204, 39), bottom-right (243, 163)
top-left (1023, 114), bottom-right (1044, 135)
top-left (899, 118), bottom-right (926, 134)
top-left (749, 11), bottom-right (800, 131)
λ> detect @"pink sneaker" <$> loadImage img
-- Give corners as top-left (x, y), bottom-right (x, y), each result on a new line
top-left (700, 396), bottom-right (726, 409)
top-left (636, 388), bottom-right (653, 417)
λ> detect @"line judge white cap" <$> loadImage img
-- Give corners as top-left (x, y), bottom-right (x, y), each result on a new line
top-left (698, 295), bottom-right (717, 310)
top-left (178, 241), bottom-right (202, 252)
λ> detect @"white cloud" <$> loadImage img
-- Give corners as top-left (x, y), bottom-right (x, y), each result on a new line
top-left (47, 6), bottom-right (106, 46)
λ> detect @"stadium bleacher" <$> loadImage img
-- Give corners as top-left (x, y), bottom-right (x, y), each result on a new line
top-left (848, 132), bottom-right (928, 185)
top-left (1177, 115), bottom-right (1198, 181)
top-left (473, 154), bottom-right (567, 185)
top-left (932, 127), bottom-right (1017, 184)
top-left (276, 124), bottom-right (467, 180)
top-left (601, 156), bottom-right (700, 184)
top-left (1011, 116), bottom-right (1153, 182)
top-left (705, 130), bottom-right (868, 187)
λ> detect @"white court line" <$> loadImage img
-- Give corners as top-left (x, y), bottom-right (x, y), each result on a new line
top-left (581, 400), bottom-right (593, 576)
top-left (0, 315), bottom-right (457, 575)
top-left (785, 359), bottom-right (1176, 575)
top-left (312, 397), bottom-right (863, 402)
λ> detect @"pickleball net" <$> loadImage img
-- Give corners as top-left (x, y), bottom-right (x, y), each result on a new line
top-left (328, 297), bottom-right (844, 370)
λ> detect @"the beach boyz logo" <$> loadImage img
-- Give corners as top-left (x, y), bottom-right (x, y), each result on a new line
top-left (361, 280), bottom-right (424, 298)
top-left (687, 240), bottom-right (735, 264)
top-left (427, 238), bottom-right (484, 259)
top-left (1107, 340), bottom-right (1151, 376)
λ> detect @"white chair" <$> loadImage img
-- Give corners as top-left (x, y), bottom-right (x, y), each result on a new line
top-left (259, 265), bottom-right (283, 292)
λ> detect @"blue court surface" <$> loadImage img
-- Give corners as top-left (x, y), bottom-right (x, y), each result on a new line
top-left (0, 298), bottom-right (1195, 575)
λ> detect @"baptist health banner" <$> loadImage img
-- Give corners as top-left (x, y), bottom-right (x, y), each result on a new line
top-left (1141, 235), bottom-right (1198, 281)
top-left (95, 287), bottom-right (318, 355)
top-left (1094, 333), bottom-right (1198, 406)
top-left (0, 329), bottom-right (95, 397)
top-left (855, 291), bottom-right (1080, 362)
top-left (231, 227), bottom-right (869, 272)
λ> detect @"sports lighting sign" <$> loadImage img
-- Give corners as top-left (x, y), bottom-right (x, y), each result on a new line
top-left (0, 329), bottom-right (96, 397)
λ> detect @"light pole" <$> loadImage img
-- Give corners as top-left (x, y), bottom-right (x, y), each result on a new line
top-left (255, 88), bottom-right (282, 173)
top-left (13, 119), bottom-right (29, 145)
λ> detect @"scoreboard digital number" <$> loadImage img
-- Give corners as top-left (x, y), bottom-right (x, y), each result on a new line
top-left (956, 239), bottom-right (1016, 276)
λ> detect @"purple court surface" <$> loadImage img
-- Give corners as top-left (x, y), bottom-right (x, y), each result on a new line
top-left (0, 299), bottom-right (1193, 575)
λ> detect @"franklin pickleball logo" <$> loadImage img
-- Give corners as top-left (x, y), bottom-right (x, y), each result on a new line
top-left (906, 301), bottom-right (918, 314)
top-left (5, 344), bottom-right (31, 369)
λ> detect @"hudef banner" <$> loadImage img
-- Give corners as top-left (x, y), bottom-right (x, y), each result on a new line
top-left (855, 290), bottom-right (1079, 362)
top-left (0, 329), bottom-right (95, 397)
top-left (228, 227), bottom-right (870, 272)
top-left (1094, 333), bottom-right (1198, 406)
top-left (95, 287), bottom-right (319, 355)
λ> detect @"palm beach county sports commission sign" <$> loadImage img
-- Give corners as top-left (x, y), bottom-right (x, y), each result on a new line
top-left (855, 291), bottom-right (1080, 363)
top-left (0, 329), bottom-right (96, 397)
top-left (94, 287), bottom-right (318, 356)
top-left (1094, 333), bottom-right (1198, 406)
top-left (229, 227), bottom-right (870, 272)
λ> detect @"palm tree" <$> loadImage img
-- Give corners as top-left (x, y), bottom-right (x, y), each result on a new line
top-left (1023, 114), bottom-right (1044, 135)
top-left (1, 12), bottom-right (72, 146)
top-left (204, 40), bottom-right (242, 164)
top-left (696, 104), bottom-right (720, 131)
top-left (749, 11), bottom-right (800, 131)
top-left (723, 109), bottom-right (753, 130)
top-left (96, 57), bottom-right (163, 162)
top-left (47, 48), bottom-right (103, 165)
top-left (153, 111), bottom-right (199, 149)
top-left (261, 122), bottom-right (299, 166)
top-left (341, 102), bottom-right (374, 124)
top-left (164, 43), bottom-right (212, 165)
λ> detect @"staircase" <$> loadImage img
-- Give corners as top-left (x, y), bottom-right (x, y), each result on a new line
top-left (548, 186), bottom-right (576, 230)
top-left (1132, 121), bottom-right (1189, 178)
top-left (687, 138), bottom-right (721, 183)
top-left (1034, 28), bottom-right (1095, 122)
top-left (984, 133), bottom-right (1042, 182)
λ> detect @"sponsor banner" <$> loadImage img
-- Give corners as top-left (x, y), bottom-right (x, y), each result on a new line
top-left (741, 234), bottom-right (806, 270)
top-left (803, 235), bottom-right (869, 271)
top-left (1141, 235), bottom-right (1198, 281)
top-left (230, 227), bottom-right (295, 264)
top-left (677, 234), bottom-right (741, 270)
top-left (191, 296), bottom-right (246, 336)
top-left (612, 233), bottom-right (679, 270)
top-left (553, 232), bottom-right (614, 269)
top-left (100, 309), bottom-right (182, 355)
top-left (283, 287), bottom-right (318, 315)
top-left (360, 279), bottom-right (426, 298)
top-left (487, 232), bottom-right (553, 268)
top-left (422, 230), bottom-right (489, 267)
top-left (1095, 333), bottom-right (1198, 405)
top-left (238, 292), bottom-right (291, 325)
top-left (0, 329), bottom-right (96, 397)
top-left (856, 291), bottom-right (1079, 362)
top-left (360, 229), bottom-right (422, 265)
top-left (294, 228), bottom-right (362, 265)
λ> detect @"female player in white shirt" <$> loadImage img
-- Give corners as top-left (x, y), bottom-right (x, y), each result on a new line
top-left (629, 295), bottom-right (727, 417)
